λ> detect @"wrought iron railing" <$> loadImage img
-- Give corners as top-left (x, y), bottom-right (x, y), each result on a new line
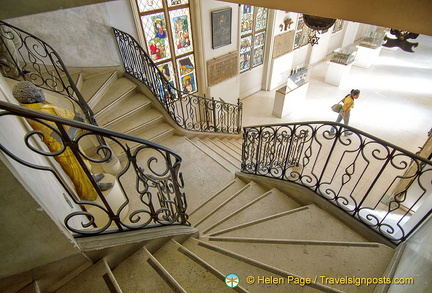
top-left (113, 28), bottom-right (242, 134)
top-left (241, 122), bottom-right (432, 244)
top-left (0, 21), bottom-right (96, 125)
top-left (0, 100), bottom-right (188, 236)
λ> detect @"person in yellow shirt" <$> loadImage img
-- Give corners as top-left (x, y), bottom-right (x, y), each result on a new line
top-left (12, 81), bottom-right (112, 201)
top-left (330, 89), bottom-right (360, 136)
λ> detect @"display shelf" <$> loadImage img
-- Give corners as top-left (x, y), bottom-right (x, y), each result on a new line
top-left (330, 45), bottom-right (357, 65)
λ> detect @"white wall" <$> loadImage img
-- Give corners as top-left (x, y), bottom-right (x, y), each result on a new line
top-left (5, 1), bottom-right (136, 67)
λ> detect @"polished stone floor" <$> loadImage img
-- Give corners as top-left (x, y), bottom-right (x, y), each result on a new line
top-left (242, 34), bottom-right (432, 154)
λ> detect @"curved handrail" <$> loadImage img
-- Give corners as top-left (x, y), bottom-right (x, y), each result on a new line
top-left (0, 100), bottom-right (189, 236)
top-left (113, 27), bottom-right (242, 134)
top-left (0, 21), bottom-right (96, 125)
top-left (241, 121), bottom-right (432, 244)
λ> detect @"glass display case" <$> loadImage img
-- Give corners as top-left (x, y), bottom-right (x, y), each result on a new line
top-left (286, 66), bottom-right (309, 90)
top-left (359, 31), bottom-right (386, 49)
top-left (330, 45), bottom-right (357, 65)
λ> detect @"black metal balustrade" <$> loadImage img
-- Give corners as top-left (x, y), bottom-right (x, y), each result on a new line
top-left (242, 122), bottom-right (432, 244)
top-left (0, 101), bottom-right (189, 236)
top-left (113, 28), bottom-right (242, 134)
top-left (0, 21), bottom-right (96, 126)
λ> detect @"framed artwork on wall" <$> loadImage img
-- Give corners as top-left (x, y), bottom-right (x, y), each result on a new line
top-left (211, 8), bottom-right (232, 49)
top-left (207, 53), bottom-right (238, 86)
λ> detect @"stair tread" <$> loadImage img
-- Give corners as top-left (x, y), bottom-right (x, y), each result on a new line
top-left (96, 93), bottom-right (152, 125)
top-left (55, 260), bottom-right (113, 293)
top-left (188, 178), bottom-right (247, 224)
top-left (210, 204), bottom-right (368, 243)
top-left (93, 78), bottom-right (137, 114)
top-left (206, 188), bottom-right (301, 234)
top-left (190, 137), bottom-right (239, 172)
top-left (183, 238), bottom-right (324, 293)
top-left (203, 138), bottom-right (242, 163)
top-left (80, 71), bottom-right (115, 103)
top-left (200, 238), bottom-right (394, 293)
top-left (196, 181), bottom-right (268, 233)
top-left (106, 108), bottom-right (163, 133)
top-left (161, 136), bottom-right (236, 213)
top-left (110, 122), bottom-right (174, 156)
top-left (113, 247), bottom-right (175, 292)
top-left (153, 240), bottom-right (233, 292)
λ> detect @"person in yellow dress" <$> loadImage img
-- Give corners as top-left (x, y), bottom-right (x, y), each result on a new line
top-left (330, 89), bottom-right (361, 136)
top-left (12, 81), bottom-right (112, 201)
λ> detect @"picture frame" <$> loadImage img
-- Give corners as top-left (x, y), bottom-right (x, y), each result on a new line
top-left (211, 8), bottom-right (232, 49)
top-left (207, 53), bottom-right (238, 86)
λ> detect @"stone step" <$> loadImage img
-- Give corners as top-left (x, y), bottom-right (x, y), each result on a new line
top-left (220, 138), bottom-right (243, 155)
top-left (194, 181), bottom-right (268, 234)
top-left (96, 93), bottom-right (152, 127)
top-left (199, 237), bottom-right (394, 293)
top-left (113, 246), bottom-right (177, 292)
top-left (92, 77), bottom-right (137, 115)
top-left (16, 282), bottom-right (40, 293)
top-left (204, 188), bottom-right (301, 234)
top-left (183, 238), bottom-right (336, 293)
top-left (160, 135), bottom-right (235, 213)
top-left (209, 204), bottom-right (368, 243)
top-left (188, 137), bottom-right (238, 173)
top-left (110, 122), bottom-right (175, 158)
top-left (188, 178), bottom-right (247, 225)
top-left (55, 259), bottom-right (120, 293)
top-left (107, 108), bottom-right (163, 135)
top-left (80, 71), bottom-right (118, 105)
top-left (153, 239), bottom-right (245, 292)
top-left (202, 138), bottom-right (242, 166)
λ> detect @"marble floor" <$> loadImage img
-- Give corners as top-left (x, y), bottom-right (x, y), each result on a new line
top-left (241, 34), bottom-right (432, 154)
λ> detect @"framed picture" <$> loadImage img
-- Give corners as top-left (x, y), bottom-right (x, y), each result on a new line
top-left (211, 8), bottom-right (232, 49)
top-left (207, 53), bottom-right (238, 86)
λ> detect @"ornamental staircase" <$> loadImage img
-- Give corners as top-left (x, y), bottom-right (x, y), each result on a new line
top-left (2, 68), bottom-right (397, 293)
top-left (0, 21), bottom-right (402, 292)
top-left (51, 70), bottom-right (395, 292)
top-left (54, 177), bottom-right (395, 293)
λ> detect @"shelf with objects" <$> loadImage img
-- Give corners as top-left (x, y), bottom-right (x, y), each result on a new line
top-left (273, 66), bottom-right (309, 118)
top-left (325, 45), bottom-right (358, 87)
top-left (354, 31), bottom-right (386, 68)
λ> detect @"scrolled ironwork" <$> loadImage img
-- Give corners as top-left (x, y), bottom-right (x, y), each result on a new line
top-left (112, 27), bottom-right (242, 134)
top-left (0, 21), bottom-right (96, 126)
top-left (0, 101), bottom-right (189, 237)
top-left (241, 122), bottom-right (432, 244)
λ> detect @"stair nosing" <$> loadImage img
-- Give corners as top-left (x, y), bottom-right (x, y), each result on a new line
top-left (189, 179), bottom-right (239, 217)
top-left (175, 240), bottom-right (249, 293)
top-left (87, 71), bottom-right (118, 107)
top-left (144, 246), bottom-right (187, 293)
top-left (198, 138), bottom-right (240, 168)
top-left (207, 206), bottom-right (310, 237)
top-left (194, 184), bottom-right (252, 227)
top-left (219, 138), bottom-right (242, 155)
top-left (100, 102), bottom-right (152, 128)
top-left (202, 189), bottom-right (273, 234)
top-left (208, 236), bottom-right (379, 247)
top-left (94, 86), bottom-right (136, 116)
top-left (205, 138), bottom-right (242, 163)
top-left (195, 239), bottom-right (345, 293)
top-left (185, 137), bottom-right (233, 172)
